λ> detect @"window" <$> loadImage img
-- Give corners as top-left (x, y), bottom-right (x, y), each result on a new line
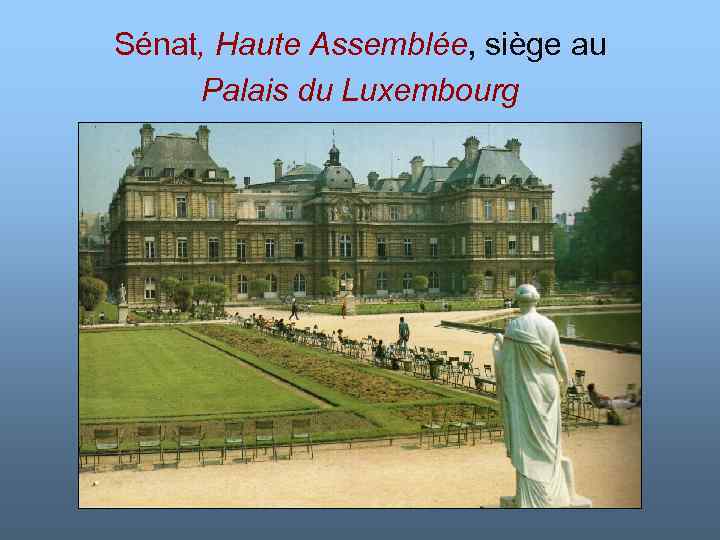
top-left (532, 235), bottom-right (541, 253)
top-left (285, 205), bottom-right (295, 220)
top-left (177, 237), bottom-right (188, 259)
top-left (266, 274), bottom-right (278, 292)
top-left (507, 200), bottom-right (517, 220)
top-left (402, 272), bottom-right (413, 291)
top-left (144, 277), bottom-right (156, 299)
top-left (376, 271), bottom-right (388, 291)
top-left (461, 236), bottom-right (467, 256)
top-left (429, 271), bottom-right (440, 290)
top-left (390, 206), bottom-right (400, 221)
top-left (236, 239), bottom-right (246, 261)
top-left (295, 239), bottom-right (304, 259)
top-left (144, 236), bottom-right (156, 259)
top-left (176, 195), bottom-right (187, 218)
top-left (238, 274), bottom-right (248, 295)
top-left (340, 272), bottom-right (352, 292)
top-left (143, 167), bottom-right (153, 178)
top-left (451, 236), bottom-right (456, 256)
top-left (484, 236), bottom-right (493, 258)
top-left (207, 169), bottom-right (216, 179)
top-left (459, 201), bottom-right (466, 218)
top-left (265, 238), bottom-right (275, 258)
top-left (208, 237), bottom-right (220, 260)
top-left (508, 271), bottom-right (518, 289)
top-left (164, 168), bottom-right (175, 178)
top-left (450, 272), bottom-right (456, 292)
top-left (207, 195), bottom-right (218, 218)
top-left (403, 238), bottom-right (413, 257)
top-left (340, 234), bottom-right (352, 257)
top-left (508, 235), bottom-right (517, 255)
top-left (178, 273), bottom-right (186, 282)
top-left (256, 205), bottom-right (266, 220)
top-left (484, 200), bottom-right (493, 220)
top-left (377, 236), bottom-right (386, 258)
top-left (532, 205), bottom-right (540, 221)
top-left (430, 237), bottom-right (438, 258)
top-left (142, 195), bottom-right (155, 217)
top-left (209, 274), bottom-right (219, 283)
top-left (330, 231), bottom-right (337, 257)
top-left (185, 168), bottom-right (195, 179)
top-left (293, 273), bottom-right (306, 293)
top-left (484, 271), bottom-right (494, 290)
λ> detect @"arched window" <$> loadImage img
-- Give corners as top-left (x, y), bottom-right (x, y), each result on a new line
top-left (340, 234), bottom-right (352, 257)
top-left (484, 270), bottom-right (494, 291)
top-left (403, 272), bottom-right (413, 291)
top-left (238, 274), bottom-right (248, 295)
top-left (508, 271), bottom-right (518, 289)
top-left (429, 271), bottom-right (440, 290)
top-left (339, 272), bottom-right (352, 292)
top-left (144, 277), bottom-right (156, 299)
top-left (376, 271), bottom-right (388, 291)
top-left (293, 273), bottom-right (306, 293)
top-left (266, 274), bottom-right (278, 292)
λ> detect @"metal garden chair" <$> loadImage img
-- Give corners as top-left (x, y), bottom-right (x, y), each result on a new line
top-left (254, 420), bottom-right (277, 460)
top-left (419, 407), bottom-right (447, 449)
top-left (289, 419), bottom-right (313, 459)
top-left (175, 425), bottom-right (204, 464)
top-left (93, 427), bottom-right (125, 467)
top-left (223, 422), bottom-right (247, 464)
top-left (136, 424), bottom-right (164, 464)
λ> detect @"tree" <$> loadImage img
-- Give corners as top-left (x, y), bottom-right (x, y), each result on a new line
top-left (160, 277), bottom-right (180, 308)
top-left (192, 282), bottom-right (212, 305)
top-left (249, 278), bottom-right (270, 299)
top-left (466, 274), bottom-right (484, 299)
top-left (612, 269), bottom-right (635, 285)
top-left (537, 270), bottom-right (555, 293)
top-left (317, 276), bottom-right (339, 302)
top-left (79, 276), bottom-right (108, 311)
top-left (208, 282), bottom-right (227, 317)
top-left (174, 282), bottom-right (193, 312)
top-left (412, 275), bottom-right (429, 292)
top-left (79, 257), bottom-right (93, 277)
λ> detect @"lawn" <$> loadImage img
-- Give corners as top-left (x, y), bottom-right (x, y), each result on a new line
top-left (80, 328), bottom-right (319, 421)
top-left (80, 301), bottom-right (119, 324)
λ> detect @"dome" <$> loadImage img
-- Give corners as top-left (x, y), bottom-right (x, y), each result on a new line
top-left (280, 162), bottom-right (322, 181)
top-left (318, 165), bottom-right (354, 190)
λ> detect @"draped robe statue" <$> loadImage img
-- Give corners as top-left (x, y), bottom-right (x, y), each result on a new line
top-left (493, 284), bottom-right (592, 508)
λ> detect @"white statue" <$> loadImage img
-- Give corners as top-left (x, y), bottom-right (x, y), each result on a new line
top-left (493, 284), bottom-right (591, 508)
top-left (119, 282), bottom-right (127, 305)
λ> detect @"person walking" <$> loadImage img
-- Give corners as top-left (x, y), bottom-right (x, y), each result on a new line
top-left (398, 316), bottom-right (410, 351)
top-left (289, 298), bottom-right (300, 321)
top-left (341, 299), bottom-right (347, 319)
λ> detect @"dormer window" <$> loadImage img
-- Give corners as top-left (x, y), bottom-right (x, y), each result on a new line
top-left (495, 175), bottom-right (507, 185)
top-left (164, 168), bottom-right (175, 178)
top-left (207, 169), bottom-right (216, 180)
top-left (142, 167), bottom-right (153, 178)
top-left (185, 168), bottom-right (195, 179)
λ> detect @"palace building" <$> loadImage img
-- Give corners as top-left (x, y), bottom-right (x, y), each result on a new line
top-left (107, 124), bottom-right (554, 306)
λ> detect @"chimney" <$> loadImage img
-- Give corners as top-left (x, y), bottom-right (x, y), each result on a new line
top-left (447, 156), bottom-right (460, 169)
top-left (410, 156), bottom-right (424, 182)
top-left (196, 125), bottom-right (210, 152)
top-left (463, 136), bottom-right (480, 162)
top-left (367, 171), bottom-right (379, 189)
top-left (273, 158), bottom-right (283, 181)
top-left (505, 138), bottom-right (521, 157)
top-left (140, 123), bottom-right (154, 150)
top-left (243, 176), bottom-right (251, 188)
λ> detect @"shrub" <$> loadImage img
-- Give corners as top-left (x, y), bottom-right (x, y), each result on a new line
top-left (249, 278), bottom-right (270, 299)
top-left (208, 282), bottom-right (227, 309)
top-left (317, 276), bottom-right (339, 301)
top-left (412, 275), bottom-right (429, 292)
top-left (174, 282), bottom-right (193, 312)
top-left (612, 269), bottom-right (635, 285)
top-left (192, 282), bottom-right (212, 304)
top-left (537, 270), bottom-right (555, 293)
top-left (79, 276), bottom-right (108, 311)
top-left (466, 274), bottom-right (484, 298)
top-left (79, 257), bottom-right (93, 277)
top-left (160, 277), bottom-right (180, 308)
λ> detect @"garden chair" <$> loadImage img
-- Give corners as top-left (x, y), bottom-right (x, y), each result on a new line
top-left (483, 410), bottom-right (504, 442)
top-left (419, 407), bottom-right (447, 449)
top-left (574, 370), bottom-right (587, 394)
top-left (468, 405), bottom-right (489, 445)
top-left (175, 425), bottom-right (204, 464)
top-left (93, 427), bottom-right (123, 467)
top-left (483, 364), bottom-right (494, 379)
top-left (446, 407), bottom-right (470, 447)
top-left (289, 419), bottom-right (313, 459)
top-left (446, 357), bottom-right (463, 386)
top-left (223, 422), bottom-right (247, 464)
top-left (254, 420), bottom-right (277, 460)
top-left (136, 424), bottom-right (164, 464)
top-left (459, 360), bottom-right (474, 387)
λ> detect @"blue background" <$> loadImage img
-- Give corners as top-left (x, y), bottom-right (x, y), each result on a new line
top-left (1, 0), bottom-right (716, 535)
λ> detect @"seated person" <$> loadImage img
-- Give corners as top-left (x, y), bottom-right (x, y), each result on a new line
top-left (374, 340), bottom-right (386, 366)
top-left (587, 383), bottom-right (637, 410)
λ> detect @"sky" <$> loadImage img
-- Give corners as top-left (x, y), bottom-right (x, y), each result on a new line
top-left (79, 123), bottom-right (641, 216)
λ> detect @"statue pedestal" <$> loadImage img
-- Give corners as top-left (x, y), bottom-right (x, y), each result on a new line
top-left (499, 495), bottom-right (592, 509)
top-left (118, 304), bottom-right (129, 324)
top-left (344, 295), bottom-right (356, 315)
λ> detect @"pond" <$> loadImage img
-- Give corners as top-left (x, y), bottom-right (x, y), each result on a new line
top-left (482, 311), bottom-right (642, 346)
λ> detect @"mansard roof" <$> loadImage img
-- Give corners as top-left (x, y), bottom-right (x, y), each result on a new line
top-left (446, 146), bottom-right (535, 187)
top-left (131, 134), bottom-right (229, 180)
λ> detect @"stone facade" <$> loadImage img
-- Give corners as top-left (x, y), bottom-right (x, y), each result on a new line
top-left (107, 125), bottom-right (554, 306)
